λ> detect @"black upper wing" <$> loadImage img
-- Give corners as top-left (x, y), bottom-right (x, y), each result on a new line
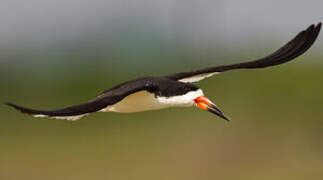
top-left (165, 23), bottom-right (321, 82)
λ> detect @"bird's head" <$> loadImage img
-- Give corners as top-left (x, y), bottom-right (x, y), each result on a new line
top-left (155, 81), bottom-right (230, 121)
top-left (193, 95), bottom-right (230, 121)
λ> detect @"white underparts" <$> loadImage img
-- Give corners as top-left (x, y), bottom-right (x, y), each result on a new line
top-left (102, 89), bottom-right (204, 113)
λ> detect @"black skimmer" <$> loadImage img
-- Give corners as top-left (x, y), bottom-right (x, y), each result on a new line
top-left (5, 23), bottom-right (321, 121)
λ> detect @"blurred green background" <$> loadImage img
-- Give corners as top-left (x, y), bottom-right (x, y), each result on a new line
top-left (1, 0), bottom-right (323, 179)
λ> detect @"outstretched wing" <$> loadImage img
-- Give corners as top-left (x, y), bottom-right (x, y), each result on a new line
top-left (5, 100), bottom-right (107, 121)
top-left (165, 23), bottom-right (321, 83)
top-left (5, 78), bottom-right (152, 121)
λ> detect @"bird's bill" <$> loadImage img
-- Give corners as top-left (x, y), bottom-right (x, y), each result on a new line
top-left (194, 96), bottom-right (230, 121)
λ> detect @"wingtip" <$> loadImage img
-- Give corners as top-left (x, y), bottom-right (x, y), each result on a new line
top-left (5, 101), bottom-right (21, 110)
top-left (305, 22), bottom-right (321, 32)
top-left (316, 22), bottom-right (322, 31)
top-left (4, 102), bottom-right (14, 107)
top-left (4, 102), bottom-right (33, 115)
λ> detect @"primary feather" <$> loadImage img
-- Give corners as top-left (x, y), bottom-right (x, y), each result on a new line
top-left (165, 23), bottom-right (321, 82)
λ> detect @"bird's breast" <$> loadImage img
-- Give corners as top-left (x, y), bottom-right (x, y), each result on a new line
top-left (101, 91), bottom-right (167, 113)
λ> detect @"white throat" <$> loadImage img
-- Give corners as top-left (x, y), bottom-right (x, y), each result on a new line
top-left (157, 89), bottom-right (204, 107)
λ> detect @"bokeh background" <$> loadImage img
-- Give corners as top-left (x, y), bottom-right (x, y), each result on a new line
top-left (1, 0), bottom-right (323, 179)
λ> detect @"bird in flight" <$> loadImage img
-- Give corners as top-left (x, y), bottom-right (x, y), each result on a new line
top-left (5, 23), bottom-right (321, 121)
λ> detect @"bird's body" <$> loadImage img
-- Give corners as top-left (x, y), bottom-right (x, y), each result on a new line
top-left (101, 88), bottom-right (203, 113)
top-left (6, 23), bottom-right (321, 121)
top-left (99, 77), bottom-right (203, 113)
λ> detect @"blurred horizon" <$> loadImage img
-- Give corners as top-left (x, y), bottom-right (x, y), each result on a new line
top-left (1, 1), bottom-right (323, 180)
